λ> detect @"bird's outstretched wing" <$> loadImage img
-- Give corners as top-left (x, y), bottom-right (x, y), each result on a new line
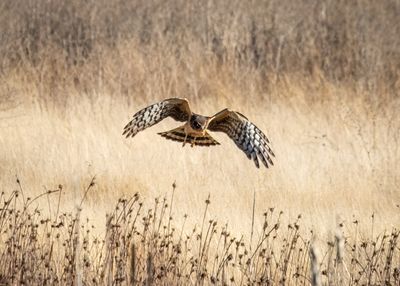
top-left (207, 109), bottom-right (274, 168)
top-left (123, 98), bottom-right (191, 138)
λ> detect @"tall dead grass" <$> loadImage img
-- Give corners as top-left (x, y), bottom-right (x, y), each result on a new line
top-left (0, 182), bottom-right (398, 285)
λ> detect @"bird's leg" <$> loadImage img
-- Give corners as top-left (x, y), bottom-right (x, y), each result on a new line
top-left (182, 133), bottom-right (188, 147)
top-left (191, 137), bottom-right (196, 148)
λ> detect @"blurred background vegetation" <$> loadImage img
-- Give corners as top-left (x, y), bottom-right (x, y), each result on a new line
top-left (1, 0), bottom-right (400, 102)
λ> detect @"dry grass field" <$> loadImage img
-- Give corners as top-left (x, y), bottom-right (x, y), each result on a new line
top-left (0, 0), bottom-right (400, 285)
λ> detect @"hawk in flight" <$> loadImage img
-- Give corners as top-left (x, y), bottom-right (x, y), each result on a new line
top-left (123, 98), bottom-right (274, 168)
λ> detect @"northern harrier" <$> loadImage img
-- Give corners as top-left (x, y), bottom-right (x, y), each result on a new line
top-left (123, 98), bottom-right (274, 168)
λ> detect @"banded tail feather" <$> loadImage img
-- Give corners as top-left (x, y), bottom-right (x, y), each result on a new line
top-left (158, 127), bottom-right (220, 147)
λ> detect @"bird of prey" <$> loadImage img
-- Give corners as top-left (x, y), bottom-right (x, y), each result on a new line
top-left (123, 98), bottom-right (274, 168)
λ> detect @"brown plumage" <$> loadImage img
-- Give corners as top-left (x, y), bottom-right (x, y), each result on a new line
top-left (123, 98), bottom-right (274, 168)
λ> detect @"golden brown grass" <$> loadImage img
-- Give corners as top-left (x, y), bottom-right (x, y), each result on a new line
top-left (0, 0), bottom-right (400, 285)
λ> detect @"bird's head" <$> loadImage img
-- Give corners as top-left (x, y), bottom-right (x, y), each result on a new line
top-left (190, 114), bottom-right (208, 130)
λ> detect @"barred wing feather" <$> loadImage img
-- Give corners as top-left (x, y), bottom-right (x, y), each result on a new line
top-left (208, 109), bottom-right (274, 168)
top-left (123, 98), bottom-right (191, 138)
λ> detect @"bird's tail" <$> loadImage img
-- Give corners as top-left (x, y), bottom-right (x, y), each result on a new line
top-left (158, 126), bottom-right (220, 147)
